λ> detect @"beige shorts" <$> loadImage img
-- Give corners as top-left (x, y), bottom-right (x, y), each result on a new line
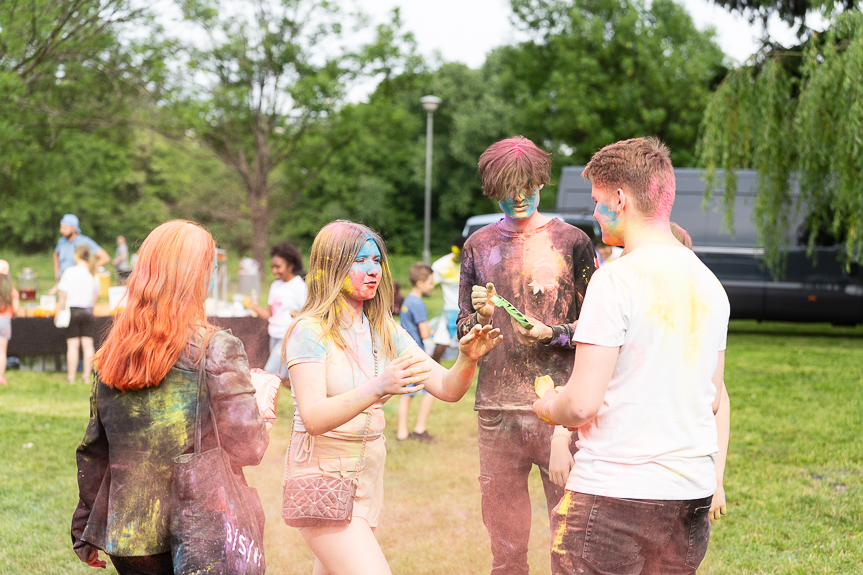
top-left (286, 431), bottom-right (387, 528)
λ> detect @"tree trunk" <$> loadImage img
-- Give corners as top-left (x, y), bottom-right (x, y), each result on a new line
top-left (250, 191), bottom-right (270, 267)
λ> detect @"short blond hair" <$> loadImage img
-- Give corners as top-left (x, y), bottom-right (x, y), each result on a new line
top-left (583, 136), bottom-right (675, 220)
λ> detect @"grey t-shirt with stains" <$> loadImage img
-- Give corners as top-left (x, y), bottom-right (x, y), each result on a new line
top-left (457, 218), bottom-right (596, 411)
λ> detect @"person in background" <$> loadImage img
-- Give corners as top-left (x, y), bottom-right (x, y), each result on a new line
top-left (430, 235), bottom-right (465, 361)
top-left (244, 240), bottom-right (307, 381)
top-left (459, 136), bottom-right (596, 575)
top-left (0, 260), bottom-right (20, 386)
top-left (56, 245), bottom-right (100, 385)
top-left (391, 282), bottom-right (405, 317)
top-left (396, 263), bottom-right (438, 442)
top-left (112, 235), bottom-right (132, 284)
top-left (594, 236), bottom-right (623, 267)
top-left (282, 220), bottom-right (500, 575)
top-left (671, 221), bottom-right (694, 249)
top-left (72, 220), bottom-right (269, 574)
top-left (51, 214), bottom-right (109, 293)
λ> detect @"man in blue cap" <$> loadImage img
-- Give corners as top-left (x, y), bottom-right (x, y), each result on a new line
top-left (52, 214), bottom-right (110, 289)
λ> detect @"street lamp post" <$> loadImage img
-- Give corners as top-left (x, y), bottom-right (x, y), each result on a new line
top-left (420, 95), bottom-right (441, 266)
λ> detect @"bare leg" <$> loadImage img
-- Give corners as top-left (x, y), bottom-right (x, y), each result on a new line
top-left (413, 393), bottom-right (435, 434)
top-left (0, 337), bottom-right (7, 384)
top-left (396, 395), bottom-right (412, 440)
top-left (81, 337), bottom-right (95, 383)
top-left (66, 338), bottom-right (80, 384)
top-left (300, 519), bottom-right (389, 575)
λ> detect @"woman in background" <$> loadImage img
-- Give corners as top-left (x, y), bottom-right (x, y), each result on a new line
top-left (283, 220), bottom-right (501, 575)
top-left (0, 259), bottom-right (20, 385)
top-left (56, 244), bottom-right (100, 384)
top-left (245, 240), bottom-right (307, 380)
top-left (72, 220), bottom-right (269, 574)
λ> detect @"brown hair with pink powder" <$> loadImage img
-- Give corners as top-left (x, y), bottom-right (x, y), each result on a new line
top-left (582, 136), bottom-right (676, 221)
top-left (477, 136), bottom-right (552, 201)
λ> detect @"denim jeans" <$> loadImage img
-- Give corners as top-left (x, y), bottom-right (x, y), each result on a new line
top-left (478, 409), bottom-right (578, 575)
top-left (264, 336), bottom-right (288, 378)
top-left (550, 491), bottom-right (713, 575)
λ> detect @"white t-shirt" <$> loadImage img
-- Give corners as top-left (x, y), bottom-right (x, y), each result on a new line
top-left (431, 253), bottom-right (460, 312)
top-left (267, 275), bottom-right (307, 339)
top-left (58, 264), bottom-right (100, 309)
top-left (568, 245), bottom-right (730, 500)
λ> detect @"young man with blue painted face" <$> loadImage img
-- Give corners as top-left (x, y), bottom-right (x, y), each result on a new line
top-left (457, 136), bottom-right (596, 575)
top-left (533, 137), bottom-right (730, 575)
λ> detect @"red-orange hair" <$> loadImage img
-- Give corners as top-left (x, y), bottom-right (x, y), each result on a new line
top-left (94, 220), bottom-right (217, 391)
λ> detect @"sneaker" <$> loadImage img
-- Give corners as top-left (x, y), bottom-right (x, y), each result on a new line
top-left (410, 431), bottom-right (437, 444)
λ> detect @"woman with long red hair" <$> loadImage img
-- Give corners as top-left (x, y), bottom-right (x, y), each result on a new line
top-left (71, 220), bottom-right (269, 574)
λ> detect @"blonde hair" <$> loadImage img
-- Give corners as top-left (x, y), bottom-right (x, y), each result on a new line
top-left (75, 244), bottom-right (98, 275)
top-left (285, 221), bottom-right (397, 363)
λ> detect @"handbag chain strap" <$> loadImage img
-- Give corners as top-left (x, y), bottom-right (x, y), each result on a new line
top-left (352, 337), bottom-right (377, 484)
top-left (286, 320), bottom-right (378, 482)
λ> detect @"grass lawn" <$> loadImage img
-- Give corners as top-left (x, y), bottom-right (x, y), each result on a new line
top-left (1, 320), bottom-right (861, 574)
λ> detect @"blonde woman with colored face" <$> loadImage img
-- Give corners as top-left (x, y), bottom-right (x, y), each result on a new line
top-left (282, 220), bottom-right (502, 575)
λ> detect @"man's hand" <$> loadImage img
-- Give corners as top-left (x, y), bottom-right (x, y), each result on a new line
top-left (709, 483), bottom-right (727, 523)
top-left (533, 388), bottom-right (561, 426)
top-left (85, 548), bottom-right (107, 569)
top-left (471, 283), bottom-right (497, 323)
top-left (549, 433), bottom-right (574, 487)
top-left (511, 315), bottom-right (553, 345)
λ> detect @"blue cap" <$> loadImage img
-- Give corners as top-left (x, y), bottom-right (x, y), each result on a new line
top-left (60, 214), bottom-right (80, 233)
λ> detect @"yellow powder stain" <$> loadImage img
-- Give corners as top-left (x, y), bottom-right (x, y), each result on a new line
top-left (551, 490), bottom-right (572, 553)
top-left (643, 270), bottom-right (711, 365)
top-left (534, 375), bottom-right (555, 398)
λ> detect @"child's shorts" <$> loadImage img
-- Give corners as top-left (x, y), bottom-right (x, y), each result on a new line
top-left (0, 317), bottom-right (10, 340)
top-left (285, 431), bottom-right (387, 528)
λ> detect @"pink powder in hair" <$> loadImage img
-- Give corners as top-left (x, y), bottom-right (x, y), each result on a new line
top-left (645, 173), bottom-right (675, 220)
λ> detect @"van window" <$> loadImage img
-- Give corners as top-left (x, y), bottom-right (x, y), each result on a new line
top-left (697, 253), bottom-right (770, 281)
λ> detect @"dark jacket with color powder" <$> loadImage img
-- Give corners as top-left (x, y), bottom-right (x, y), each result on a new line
top-left (71, 330), bottom-right (269, 560)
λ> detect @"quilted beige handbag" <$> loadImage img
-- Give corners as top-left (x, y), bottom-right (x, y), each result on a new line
top-left (281, 337), bottom-right (377, 528)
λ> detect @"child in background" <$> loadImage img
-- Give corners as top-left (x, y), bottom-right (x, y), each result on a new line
top-left (396, 263), bottom-right (438, 442)
top-left (57, 245), bottom-right (100, 385)
top-left (594, 236), bottom-right (623, 267)
top-left (0, 260), bottom-right (20, 386)
top-left (244, 241), bottom-right (307, 381)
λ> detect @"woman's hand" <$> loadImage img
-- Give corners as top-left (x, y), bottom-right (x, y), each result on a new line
top-left (458, 324), bottom-right (503, 361)
top-left (471, 283), bottom-right (497, 323)
top-left (549, 434), bottom-right (575, 487)
top-left (374, 355), bottom-right (431, 396)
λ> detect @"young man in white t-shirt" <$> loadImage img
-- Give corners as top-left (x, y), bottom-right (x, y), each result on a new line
top-left (532, 136), bottom-right (731, 575)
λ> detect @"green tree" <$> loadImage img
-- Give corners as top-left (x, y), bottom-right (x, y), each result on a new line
top-left (280, 61), bottom-right (519, 255)
top-left (698, 11), bottom-right (863, 272)
top-left (0, 0), bottom-right (169, 251)
top-left (504, 0), bottom-right (728, 167)
top-left (168, 1), bottom-right (420, 263)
